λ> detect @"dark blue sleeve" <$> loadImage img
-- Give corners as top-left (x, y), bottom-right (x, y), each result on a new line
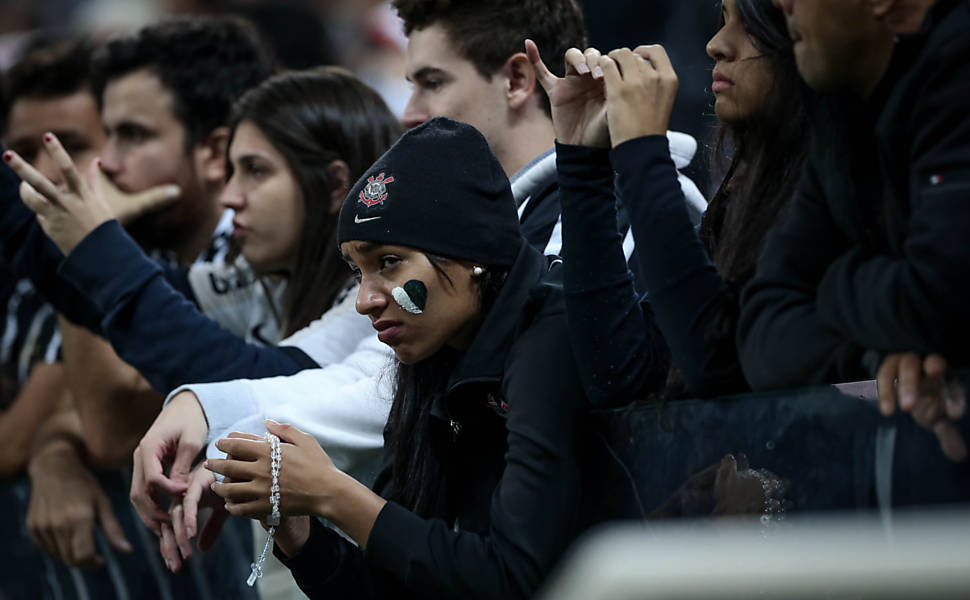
top-left (0, 160), bottom-right (104, 331)
top-left (57, 220), bottom-right (315, 394)
top-left (556, 142), bottom-right (669, 407)
top-left (610, 136), bottom-right (747, 397)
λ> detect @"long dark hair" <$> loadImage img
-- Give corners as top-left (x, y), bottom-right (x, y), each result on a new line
top-left (699, 0), bottom-right (809, 287)
top-left (385, 256), bottom-right (510, 517)
top-left (228, 67), bottom-right (401, 336)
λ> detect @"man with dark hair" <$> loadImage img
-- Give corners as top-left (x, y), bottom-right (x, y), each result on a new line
top-left (392, 0), bottom-right (706, 262)
top-left (0, 19), bottom-right (273, 598)
top-left (739, 0), bottom-right (970, 460)
top-left (91, 16), bottom-right (274, 264)
top-left (0, 44), bottom-right (105, 591)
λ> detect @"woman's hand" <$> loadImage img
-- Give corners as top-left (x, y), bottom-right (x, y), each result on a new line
top-left (525, 40), bottom-right (610, 148)
top-left (206, 423), bottom-right (341, 519)
top-left (596, 45), bottom-right (679, 147)
top-left (3, 133), bottom-right (178, 255)
top-left (158, 463), bottom-right (230, 572)
top-left (130, 390), bottom-right (209, 535)
top-left (206, 420), bottom-right (387, 547)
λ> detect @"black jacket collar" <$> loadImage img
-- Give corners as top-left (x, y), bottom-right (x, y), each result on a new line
top-left (445, 240), bottom-right (549, 395)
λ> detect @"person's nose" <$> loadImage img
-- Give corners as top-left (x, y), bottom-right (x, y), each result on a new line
top-left (401, 91), bottom-right (429, 130)
top-left (219, 175), bottom-right (245, 211)
top-left (355, 276), bottom-right (388, 316)
top-left (98, 138), bottom-right (123, 180)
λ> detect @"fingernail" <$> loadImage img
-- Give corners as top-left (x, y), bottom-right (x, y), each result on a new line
top-left (203, 460), bottom-right (209, 468)
top-left (210, 482), bottom-right (216, 491)
top-left (266, 419), bottom-right (280, 426)
top-left (121, 541), bottom-right (133, 552)
top-left (44, 133), bottom-right (53, 143)
top-left (576, 63), bottom-right (590, 75)
top-left (165, 185), bottom-right (180, 198)
top-left (96, 158), bottom-right (102, 168)
top-left (901, 391), bottom-right (915, 409)
top-left (2, 151), bottom-right (11, 163)
top-left (593, 65), bottom-right (604, 79)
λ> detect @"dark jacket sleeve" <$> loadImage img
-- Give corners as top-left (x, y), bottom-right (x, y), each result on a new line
top-left (0, 163), bottom-right (105, 330)
top-left (611, 136), bottom-right (747, 396)
top-left (280, 309), bottom-right (588, 599)
top-left (556, 142), bottom-right (669, 405)
top-left (814, 52), bottom-right (970, 360)
top-left (274, 517), bottom-right (379, 599)
top-left (56, 220), bottom-right (314, 394)
top-left (738, 164), bottom-right (869, 390)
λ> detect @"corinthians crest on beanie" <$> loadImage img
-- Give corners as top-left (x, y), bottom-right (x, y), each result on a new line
top-left (337, 117), bottom-right (522, 267)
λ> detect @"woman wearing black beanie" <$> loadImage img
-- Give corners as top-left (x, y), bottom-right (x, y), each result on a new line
top-left (206, 118), bottom-right (591, 599)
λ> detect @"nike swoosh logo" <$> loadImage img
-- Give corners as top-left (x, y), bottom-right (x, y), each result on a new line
top-left (355, 215), bottom-right (382, 224)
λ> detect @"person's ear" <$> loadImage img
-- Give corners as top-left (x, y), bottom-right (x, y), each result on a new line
top-left (504, 52), bottom-right (538, 111)
top-left (869, 0), bottom-right (895, 19)
top-left (870, 0), bottom-right (924, 32)
top-left (193, 126), bottom-right (230, 185)
top-left (327, 160), bottom-right (351, 215)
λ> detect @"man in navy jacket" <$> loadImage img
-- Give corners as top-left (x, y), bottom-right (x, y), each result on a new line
top-left (738, 0), bottom-right (970, 461)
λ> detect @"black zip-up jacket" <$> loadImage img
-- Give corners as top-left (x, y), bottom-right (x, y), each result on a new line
top-left (275, 240), bottom-right (590, 599)
top-left (738, 0), bottom-right (970, 389)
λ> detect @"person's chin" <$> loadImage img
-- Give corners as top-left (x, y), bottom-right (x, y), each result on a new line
top-left (392, 343), bottom-right (431, 365)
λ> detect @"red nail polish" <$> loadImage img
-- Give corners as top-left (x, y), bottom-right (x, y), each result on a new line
top-left (44, 134), bottom-right (53, 142)
top-left (2, 151), bottom-right (11, 163)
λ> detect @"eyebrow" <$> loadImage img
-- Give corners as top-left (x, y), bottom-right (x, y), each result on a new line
top-left (408, 66), bottom-right (448, 83)
top-left (233, 151), bottom-right (273, 164)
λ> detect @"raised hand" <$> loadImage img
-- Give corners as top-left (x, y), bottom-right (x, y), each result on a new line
top-left (597, 45), bottom-right (680, 147)
top-left (525, 39), bottom-right (609, 148)
top-left (130, 390), bottom-right (209, 535)
top-left (877, 352), bottom-right (967, 462)
top-left (2, 133), bottom-right (178, 255)
top-left (88, 159), bottom-right (180, 226)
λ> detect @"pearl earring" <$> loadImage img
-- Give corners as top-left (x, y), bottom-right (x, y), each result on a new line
top-left (472, 266), bottom-right (485, 277)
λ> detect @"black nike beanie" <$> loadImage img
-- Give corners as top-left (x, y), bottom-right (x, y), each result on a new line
top-left (337, 117), bottom-right (521, 267)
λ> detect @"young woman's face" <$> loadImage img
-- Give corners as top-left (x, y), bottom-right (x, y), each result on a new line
top-left (341, 241), bottom-right (483, 365)
top-left (706, 0), bottom-right (775, 124)
top-left (221, 120), bottom-right (305, 273)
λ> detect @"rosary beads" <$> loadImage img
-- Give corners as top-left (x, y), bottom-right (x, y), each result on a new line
top-left (247, 432), bottom-right (282, 587)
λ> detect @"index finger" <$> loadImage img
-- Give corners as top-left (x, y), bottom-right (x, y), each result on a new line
top-left (897, 353), bottom-right (923, 411)
top-left (42, 133), bottom-right (88, 196)
top-left (214, 436), bottom-right (267, 460)
top-left (3, 149), bottom-right (63, 203)
top-left (633, 44), bottom-right (675, 74)
top-left (525, 39), bottom-right (561, 90)
top-left (130, 447), bottom-right (171, 533)
top-left (876, 354), bottom-right (902, 416)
